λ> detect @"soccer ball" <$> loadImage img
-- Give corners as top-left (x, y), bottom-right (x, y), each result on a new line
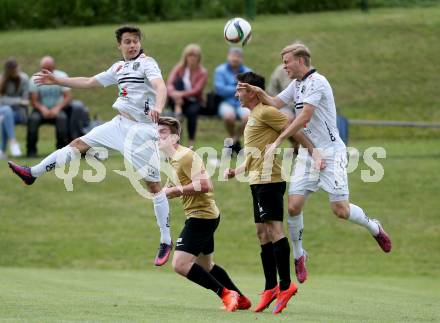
top-left (224, 17), bottom-right (252, 46)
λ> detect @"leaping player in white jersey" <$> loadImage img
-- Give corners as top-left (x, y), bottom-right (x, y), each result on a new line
top-left (239, 42), bottom-right (391, 284)
top-left (8, 26), bottom-right (173, 266)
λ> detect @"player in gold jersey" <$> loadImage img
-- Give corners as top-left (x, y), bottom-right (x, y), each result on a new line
top-left (158, 117), bottom-right (251, 312)
top-left (226, 72), bottom-right (321, 314)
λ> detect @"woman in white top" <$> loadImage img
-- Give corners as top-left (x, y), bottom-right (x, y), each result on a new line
top-left (167, 44), bottom-right (208, 147)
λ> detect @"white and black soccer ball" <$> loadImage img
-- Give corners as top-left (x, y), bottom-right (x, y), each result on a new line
top-left (224, 17), bottom-right (252, 46)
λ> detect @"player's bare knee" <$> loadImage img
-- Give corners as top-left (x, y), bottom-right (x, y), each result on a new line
top-left (195, 256), bottom-right (213, 271)
top-left (200, 260), bottom-right (214, 272)
top-left (69, 138), bottom-right (81, 149)
top-left (263, 223), bottom-right (275, 241)
top-left (266, 222), bottom-right (284, 242)
top-left (224, 114), bottom-right (235, 123)
top-left (288, 203), bottom-right (303, 216)
top-left (256, 225), bottom-right (269, 244)
top-left (146, 181), bottom-right (162, 194)
top-left (331, 203), bottom-right (349, 219)
top-left (172, 255), bottom-right (189, 275)
top-left (69, 138), bottom-right (88, 154)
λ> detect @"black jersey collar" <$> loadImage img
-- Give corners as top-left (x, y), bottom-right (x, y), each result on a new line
top-left (301, 68), bottom-right (316, 81)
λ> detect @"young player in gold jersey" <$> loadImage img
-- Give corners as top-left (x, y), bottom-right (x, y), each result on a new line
top-left (158, 117), bottom-right (251, 312)
top-left (226, 72), bottom-right (321, 314)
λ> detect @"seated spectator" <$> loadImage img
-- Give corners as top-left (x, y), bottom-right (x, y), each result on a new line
top-left (27, 56), bottom-right (88, 157)
top-left (267, 64), bottom-right (297, 149)
top-left (214, 47), bottom-right (251, 154)
top-left (0, 58), bottom-right (30, 158)
top-left (167, 44), bottom-right (207, 147)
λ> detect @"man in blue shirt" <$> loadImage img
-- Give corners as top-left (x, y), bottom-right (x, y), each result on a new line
top-left (214, 48), bottom-right (251, 154)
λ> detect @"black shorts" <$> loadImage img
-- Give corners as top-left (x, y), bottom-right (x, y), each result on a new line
top-left (250, 182), bottom-right (286, 223)
top-left (175, 216), bottom-right (220, 256)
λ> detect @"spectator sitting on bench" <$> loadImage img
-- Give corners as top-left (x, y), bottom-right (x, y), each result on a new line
top-left (214, 47), bottom-right (251, 154)
top-left (27, 56), bottom-right (91, 158)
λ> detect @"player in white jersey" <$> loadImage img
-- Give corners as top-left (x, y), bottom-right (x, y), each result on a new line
top-left (8, 26), bottom-right (173, 266)
top-left (239, 42), bottom-right (391, 284)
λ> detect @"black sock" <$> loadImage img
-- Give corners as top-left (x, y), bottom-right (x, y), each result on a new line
top-left (186, 263), bottom-right (224, 296)
top-left (273, 237), bottom-right (291, 291)
top-left (260, 242), bottom-right (278, 290)
top-left (210, 264), bottom-right (242, 296)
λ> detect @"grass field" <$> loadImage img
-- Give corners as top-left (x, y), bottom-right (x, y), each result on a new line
top-left (1, 120), bottom-right (439, 321)
top-left (1, 6), bottom-right (440, 322)
top-left (1, 121), bottom-right (439, 276)
top-left (1, 268), bottom-right (438, 322)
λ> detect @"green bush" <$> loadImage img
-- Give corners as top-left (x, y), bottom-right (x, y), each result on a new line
top-left (0, 0), bottom-right (437, 30)
top-left (367, 0), bottom-right (439, 7)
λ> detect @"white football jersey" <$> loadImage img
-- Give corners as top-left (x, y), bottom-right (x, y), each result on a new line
top-left (277, 69), bottom-right (345, 150)
top-left (94, 52), bottom-right (162, 123)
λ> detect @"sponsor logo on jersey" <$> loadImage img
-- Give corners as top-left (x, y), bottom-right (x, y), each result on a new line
top-left (118, 86), bottom-right (128, 97)
top-left (116, 65), bottom-right (123, 73)
top-left (247, 117), bottom-right (256, 126)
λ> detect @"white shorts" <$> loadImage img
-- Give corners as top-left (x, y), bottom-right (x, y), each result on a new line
top-left (218, 101), bottom-right (250, 120)
top-left (288, 149), bottom-right (349, 202)
top-left (81, 115), bottom-right (161, 182)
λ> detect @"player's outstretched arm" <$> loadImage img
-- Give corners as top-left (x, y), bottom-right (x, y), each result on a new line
top-left (265, 104), bottom-right (315, 159)
top-left (34, 69), bottom-right (102, 89)
top-left (278, 104), bottom-right (315, 144)
top-left (237, 82), bottom-right (285, 108)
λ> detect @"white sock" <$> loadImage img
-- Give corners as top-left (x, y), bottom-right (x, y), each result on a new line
top-left (287, 213), bottom-right (304, 259)
top-left (30, 146), bottom-right (79, 177)
top-left (153, 191), bottom-right (171, 244)
top-left (347, 203), bottom-right (379, 236)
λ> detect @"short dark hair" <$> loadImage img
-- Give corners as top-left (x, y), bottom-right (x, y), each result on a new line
top-left (115, 26), bottom-right (142, 43)
top-left (236, 71), bottom-right (265, 90)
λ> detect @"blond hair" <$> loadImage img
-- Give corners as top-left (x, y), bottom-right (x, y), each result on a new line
top-left (281, 42), bottom-right (311, 67)
top-left (179, 43), bottom-right (202, 68)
